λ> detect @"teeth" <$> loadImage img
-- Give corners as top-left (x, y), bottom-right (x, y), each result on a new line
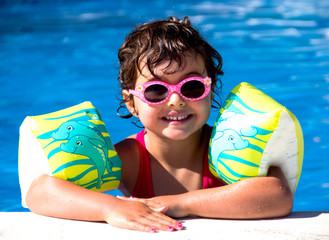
top-left (165, 115), bottom-right (188, 121)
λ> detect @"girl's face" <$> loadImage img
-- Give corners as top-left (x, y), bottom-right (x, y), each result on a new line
top-left (124, 52), bottom-right (212, 141)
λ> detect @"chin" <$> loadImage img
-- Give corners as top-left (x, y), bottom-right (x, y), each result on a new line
top-left (162, 127), bottom-right (201, 141)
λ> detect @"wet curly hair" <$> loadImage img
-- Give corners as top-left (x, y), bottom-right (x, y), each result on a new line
top-left (117, 16), bottom-right (224, 118)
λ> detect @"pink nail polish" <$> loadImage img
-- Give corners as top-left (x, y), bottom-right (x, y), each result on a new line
top-left (150, 227), bottom-right (156, 232)
top-left (177, 222), bottom-right (183, 228)
top-left (168, 226), bottom-right (173, 231)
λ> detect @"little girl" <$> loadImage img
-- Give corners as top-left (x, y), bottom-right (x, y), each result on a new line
top-left (26, 16), bottom-right (293, 232)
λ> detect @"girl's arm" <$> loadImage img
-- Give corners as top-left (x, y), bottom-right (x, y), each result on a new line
top-left (26, 174), bottom-right (181, 232)
top-left (130, 166), bottom-right (293, 219)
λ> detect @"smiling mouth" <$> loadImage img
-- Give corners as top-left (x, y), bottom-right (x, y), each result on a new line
top-left (162, 115), bottom-right (192, 121)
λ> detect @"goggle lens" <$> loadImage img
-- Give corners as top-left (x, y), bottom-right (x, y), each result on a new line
top-left (144, 84), bottom-right (168, 103)
top-left (181, 80), bottom-right (205, 99)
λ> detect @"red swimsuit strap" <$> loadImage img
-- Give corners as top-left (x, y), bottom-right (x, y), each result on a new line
top-left (132, 129), bottom-right (224, 198)
top-left (132, 130), bottom-right (155, 198)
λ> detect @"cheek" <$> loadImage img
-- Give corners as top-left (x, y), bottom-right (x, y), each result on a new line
top-left (195, 96), bottom-right (212, 120)
top-left (199, 95), bottom-right (212, 111)
top-left (139, 108), bottom-right (160, 129)
top-left (134, 100), bottom-right (158, 123)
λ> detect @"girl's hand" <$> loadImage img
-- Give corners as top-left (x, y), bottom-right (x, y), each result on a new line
top-left (118, 195), bottom-right (189, 218)
top-left (106, 198), bottom-right (183, 232)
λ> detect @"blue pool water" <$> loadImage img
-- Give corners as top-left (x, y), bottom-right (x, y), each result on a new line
top-left (1, 0), bottom-right (328, 212)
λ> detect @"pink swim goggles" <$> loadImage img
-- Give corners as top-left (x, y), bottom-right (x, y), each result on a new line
top-left (129, 76), bottom-right (212, 105)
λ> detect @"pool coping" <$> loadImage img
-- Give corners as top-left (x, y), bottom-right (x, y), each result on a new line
top-left (1, 211), bottom-right (328, 239)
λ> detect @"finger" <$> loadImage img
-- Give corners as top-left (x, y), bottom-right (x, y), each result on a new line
top-left (109, 218), bottom-right (157, 233)
top-left (136, 214), bottom-right (175, 232)
top-left (116, 195), bottom-right (140, 202)
top-left (109, 208), bottom-right (183, 232)
top-left (138, 198), bottom-right (165, 209)
top-left (110, 199), bottom-right (183, 231)
top-left (150, 205), bottom-right (168, 213)
top-left (111, 212), bottom-right (173, 232)
top-left (127, 221), bottom-right (158, 233)
top-left (116, 195), bottom-right (129, 200)
top-left (147, 210), bottom-right (183, 231)
top-left (117, 196), bottom-right (169, 219)
top-left (119, 196), bottom-right (165, 210)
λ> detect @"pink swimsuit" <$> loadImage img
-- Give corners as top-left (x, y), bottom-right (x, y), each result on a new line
top-left (132, 130), bottom-right (224, 198)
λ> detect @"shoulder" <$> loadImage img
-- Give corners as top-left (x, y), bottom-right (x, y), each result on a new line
top-left (115, 134), bottom-right (140, 195)
top-left (115, 133), bottom-right (138, 155)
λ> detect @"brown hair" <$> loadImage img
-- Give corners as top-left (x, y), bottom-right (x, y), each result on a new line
top-left (117, 16), bottom-right (224, 118)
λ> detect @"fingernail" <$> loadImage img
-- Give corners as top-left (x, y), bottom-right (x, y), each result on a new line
top-left (130, 196), bottom-right (135, 199)
top-left (177, 222), bottom-right (183, 229)
top-left (168, 226), bottom-right (174, 231)
top-left (150, 227), bottom-right (156, 233)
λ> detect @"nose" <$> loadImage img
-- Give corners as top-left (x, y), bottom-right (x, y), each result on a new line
top-left (167, 92), bottom-right (185, 107)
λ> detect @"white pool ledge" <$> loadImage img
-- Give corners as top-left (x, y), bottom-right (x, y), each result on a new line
top-left (1, 212), bottom-right (328, 239)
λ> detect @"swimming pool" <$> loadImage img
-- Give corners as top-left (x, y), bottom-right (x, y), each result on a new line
top-left (1, 0), bottom-right (328, 212)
